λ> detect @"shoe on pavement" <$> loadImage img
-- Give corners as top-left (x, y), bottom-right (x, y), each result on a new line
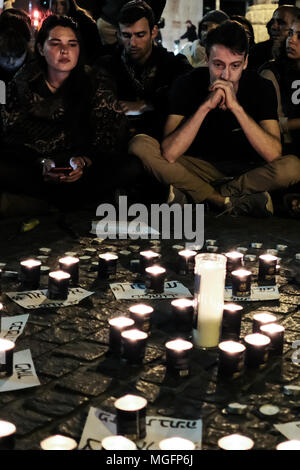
top-left (217, 191), bottom-right (274, 218)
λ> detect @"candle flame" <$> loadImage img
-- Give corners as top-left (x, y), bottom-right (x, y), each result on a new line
top-left (0, 338), bottom-right (15, 351)
top-left (59, 256), bottom-right (79, 265)
top-left (159, 437), bottom-right (195, 450)
top-left (140, 250), bottom-right (159, 258)
top-left (40, 435), bottom-right (77, 450)
top-left (166, 339), bottom-right (193, 351)
top-left (223, 303), bottom-right (243, 312)
top-left (0, 420), bottom-right (16, 437)
top-left (218, 341), bottom-right (246, 353)
top-left (178, 249), bottom-right (197, 258)
top-left (99, 252), bottom-right (118, 261)
top-left (218, 434), bottom-right (254, 450)
top-left (102, 435), bottom-right (137, 450)
top-left (129, 304), bottom-right (153, 315)
top-left (259, 254), bottom-right (277, 262)
top-left (49, 271), bottom-right (70, 281)
top-left (121, 329), bottom-right (148, 341)
top-left (260, 323), bottom-right (284, 334)
top-left (21, 259), bottom-right (41, 268)
top-left (276, 440), bottom-right (300, 450)
top-left (245, 333), bottom-right (271, 346)
top-left (253, 312), bottom-right (277, 323)
top-left (109, 317), bottom-right (135, 328)
top-left (114, 394), bottom-right (147, 411)
top-left (145, 265), bottom-right (166, 275)
top-left (171, 298), bottom-right (194, 309)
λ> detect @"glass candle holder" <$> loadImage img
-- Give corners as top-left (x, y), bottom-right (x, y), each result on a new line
top-left (221, 303), bottom-right (243, 341)
top-left (47, 270), bottom-right (70, 300)
top-left (121, 329), bottom-right (148, 364)
top-left (128, 304), bottom-right (153, 333)
top-left (252, 312), bottom-right (277, 333)
top-left (114, 394), bottom-right (147, 441)
top-left (0, 421), bottom-right (16, 450)
top-left (177, 249), bottom-right (197, 275)
top-left (258, 254), bottom-right (277, 286)
top-left (139, 250), bottom-right (160, 274)
top-left (19, 259), bottom-right (41, 290)
top-left (0, 339), bottom-right (15, 377)
top-left (171, 298), bottom-right (194, 335)
top-left (193, 253), bottom-right (226, 348)
top-left (231, 269), bottom-right (252, 298)
top-left (101, 435), bottom-right (137, 450)
top-left (145, 266), bottom-right (166, 293)
top-left (98, 253), bottom-right (118, 279)
top-left (218, 433), bottom-right (254, 450)
top-left (40, 435), bottom-right (77, 450)
top-left (244, 333), bottom-right (271, 369)
top-left (59, 256), bottom-right (79, 285)
top-left (225, 251), bottom-right (244, 286)
top-left (260, 323), bottom-right (285, 356)
top-left (218, 340), bottom-right (246, 379)
top-left (165, 338), bottom-right (193, 378)
top-left (108, 316), bottom-right (135, 356)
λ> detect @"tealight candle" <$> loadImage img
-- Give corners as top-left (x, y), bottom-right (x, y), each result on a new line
top-left (101, 435), bottom-right (137, 450)
top-left (171, 298), bottom-right (194, 335)
top-left (276, 440), bottom-right (300, 450)
top-left (260, 323), bottom-right (285, 355)
top-left (47, 270), bottom-right (70, 300)
top-left (121, 329), bottom-right (148, 364)
top-left (145, 266), bottom-right (166, 293)
top-left (139, 250), bottom-right (160, 274)
top-left (218, 434), bottom-right (254, 450)
top-left (252, 312), bottom-right (277, 333)
top-left (178, 249), bottom-right (197, 275)
top-left (231, 269), bottom-right (252, 298)
top-left (0, 421), bottom-right (16, 450)
top-left (258, 254), bottom-right (277, 286)
top-left (225, 251), bottom-right (244, 286)
top-left (159, 437), bottom-right (195, 450)
top-left (40, 435), bottom-right (77, 450)
top-left (59, 256), bottom-right (79, 285)
top-left (114, 394), bottom-right (147, 441)
top-left (98, 252), bottom-right (118, 279)
top-left (165, 339), bottom-right (193, 377)
top-left (0, 339), bottom-right (15, 377)
top-left (128, 304), bottom-right (153, 333)
top-left (19, 259), bottom-right (41, 290)
top-left (218, 341), bottom-right (246, 378)
top-left (221, 303), bottom-right (243, 341)
top-left (244, 333), bottom-right (271, 368)
top-left (108, 317), bottom-right (135, 356)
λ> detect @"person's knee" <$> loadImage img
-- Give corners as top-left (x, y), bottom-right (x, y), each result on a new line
top-left (275, 155), bottom-right (300, 186)
top-left (128, 134), bottom-right (161, 162)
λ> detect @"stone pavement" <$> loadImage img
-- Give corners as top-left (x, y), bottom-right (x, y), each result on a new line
top-left (0, 208), bottom-right (299, 451)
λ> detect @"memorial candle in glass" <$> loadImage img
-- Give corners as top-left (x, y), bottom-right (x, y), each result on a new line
top-left (47, 270), bottom-right (70, 300)
top-left (244, 333), bottom-right (271, 368)
top-left (178, 249), bottom-right (197, 275)
top-left (218, 340), bottom-right (246, 378)
top-left (19, 259), bottom-right (41, 290)
top-left (221, 303), bottom-right (243, 341)
top-left (0, 421), bottom-right (16, 450)
top-left (139, 250), bottom-right (160, 274)
top-left (252, 312), bottom-right (277, 333)
top-left (260, 323), bottom-right (285, 355)
top-left (231, 269), bottom-right (252, 298)
top-left (225, 251), bottom-right (244, 286)
top-left (193, 253), bottom-right (226, 348)
top-left (0, 339), bottom-right (15, 377)
top-left (128, 304), bottom-right (153, 333)
top-left (165, 338), bottom-right (193, 377)
top-left (59, 256), bottom-right (79, 285)
top-left (98, 253), bottom-right (118, 279)
top-left (121, 329), bottom-right (148, 364)
top-left (114, 394), bottom-right (147, 441)
top-left (171, 298), bottom-right (194, 335)
top-left (108, 316), bottom-right (135, 355)
top-left (258, 254), bottom-right (277, 286)
top-left (145, 265), bottom-right (166, 293)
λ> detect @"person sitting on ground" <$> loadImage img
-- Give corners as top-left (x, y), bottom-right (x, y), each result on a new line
top-left (249, 5), bottom-right (299, 71)
top-left (260, 12), bottom-right (300, 219)
top-left (179, 20), bottom-right (197, 43)
top-left (95, 0), bottom-right (166, 46)
top-left (180, 9), bottom-right (229, 68)
top-left (0, 14), bottom-right (141, 218)
top-left (128, 20), bottom-right (300, 218)
top-left (0, 9), bottom-right (34, 84)
top-left (50, 0), bottom-right (102, 64)
top-left (95, 0), bottom-right (192, 142)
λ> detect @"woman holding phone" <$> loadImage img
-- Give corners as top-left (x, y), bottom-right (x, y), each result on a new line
top-left (0, 15), bottom-right (138, 217)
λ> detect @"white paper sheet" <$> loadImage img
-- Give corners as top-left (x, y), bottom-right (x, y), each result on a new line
top-left (110, 281), bottom-right (193, 300)
top-left (224, 285), bottom-right (280, 302)
top-left (5, 287), bottom-right (94, 310)
top-left (0, 315), bottom-right (29, 342)
top-left (274, 422), bottom-right (300, 441)
top-left (0, 349), bottom-right (40, 392)
top-left (79, 407), bottom-right (202, 450)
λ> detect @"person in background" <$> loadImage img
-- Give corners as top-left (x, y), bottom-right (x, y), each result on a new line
top-left (259, 11), bottom-right (300, 219)
top-left (180, 10), bottom-right (229, 68)
top-left (0, 9), bottom-right (34, 84)
top-left (0, 15), bottom-right (138, 220)
top-left (249, 5), bottom-right (299, 71)
top-left (179, 20), bottom-right (197, 43)
top-left (51, 0), bottom-right (102, 64)
top-left (96, 0), bottom-right (166, 46)
top-left (129, 20), bottom-right (300, 217)
top-left (95, 0), bottom-right (192, 142)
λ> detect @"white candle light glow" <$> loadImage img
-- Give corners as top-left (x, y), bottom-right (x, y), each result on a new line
top-left (159, 437), bottom-right (195, 450)
top-left (40, 435), bottom-right (77, 450)
top-left (101, 435), bottom-right (137, 450)
top-left (252, 312), bottom-right (277, 333)
top-left (218, 433), bottom-right (254, 450)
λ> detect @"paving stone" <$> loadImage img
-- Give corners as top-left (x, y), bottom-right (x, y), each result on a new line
top-left (53, 340), bottom-right (107, 361)
top-left (34, 355), bottom-right (81, 378)
top-left (57, 370), bottom-right (113, 396)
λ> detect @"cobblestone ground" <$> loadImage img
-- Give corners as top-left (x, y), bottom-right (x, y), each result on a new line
top-left (0, 208), bottom-right (299, 451)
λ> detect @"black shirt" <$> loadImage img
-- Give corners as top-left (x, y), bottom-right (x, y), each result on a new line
top-left (168, 67), bottom-right (278, 173)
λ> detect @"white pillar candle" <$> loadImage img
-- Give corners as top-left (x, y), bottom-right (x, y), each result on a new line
top-left (159, 437), bottom-right (195, 450)
top-left (218, 433), bottom-right (254, 450)
top-left (40, 435), bottom-right (77, 450)
top-left (101, 435), bottom-right (137, 450)
top-left (193, 253), bottom-right (226, 348)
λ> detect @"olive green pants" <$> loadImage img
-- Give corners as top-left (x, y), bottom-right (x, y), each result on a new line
top-left (129, 134), bottom-right (300, 203)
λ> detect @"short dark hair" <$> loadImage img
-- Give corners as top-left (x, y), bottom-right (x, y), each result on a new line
top-left (0, 10), bottom-right (32, 57)
top-left (117, 0), bottom-right (155, 31)
top-left (205, 20), bottom-right (249, 58)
